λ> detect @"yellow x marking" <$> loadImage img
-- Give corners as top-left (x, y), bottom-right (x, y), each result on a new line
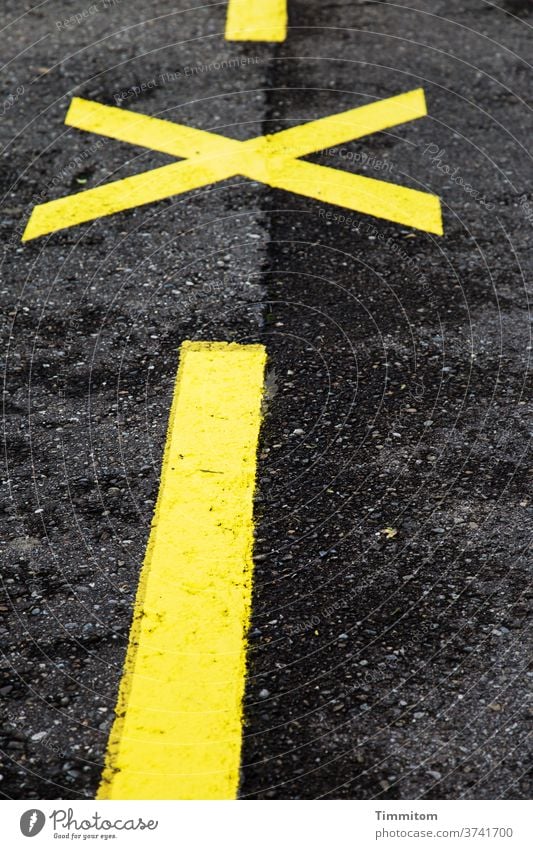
top-left (22, 88), bottom-right (443, 241)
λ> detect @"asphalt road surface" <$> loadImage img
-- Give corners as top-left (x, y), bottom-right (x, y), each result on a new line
top-left (1, 0), bottom-right (531, 800)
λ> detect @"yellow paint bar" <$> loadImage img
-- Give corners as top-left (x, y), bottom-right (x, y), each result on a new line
top-left (259, 88), bottom-right (429, 159)
top-left (97, 341), bottom-right (266, 800)
top-left (225, 0), bottom-right (288, 41)
top-left (65, 97), bottom-right (229, 160)
top-left (261, 156), bottom-right (443, 235)
top-left (64, 89), bottom-right (427, 163)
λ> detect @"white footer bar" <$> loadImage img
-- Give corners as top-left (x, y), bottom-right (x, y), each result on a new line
top-left (4, 799), bottom-right (530, 849)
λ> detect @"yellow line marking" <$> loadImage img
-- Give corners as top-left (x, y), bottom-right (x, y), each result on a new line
top-left (225, 0), bottom-right (288, 41)
top-left (22, 89), bottom-right (443, 241)
top-left (97, 341), bottom-right (266, 800)
top-left (66, 87), bottom-right (428, 160)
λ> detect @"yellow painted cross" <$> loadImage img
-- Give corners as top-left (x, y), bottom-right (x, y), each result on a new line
top-left (225, 0), bottom-right (288, 41)
top-left (22, 88), bottom-right (443, 242)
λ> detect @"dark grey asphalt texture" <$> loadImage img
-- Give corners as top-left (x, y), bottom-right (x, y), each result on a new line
top-left (0, 0), bottom-right (531, 800)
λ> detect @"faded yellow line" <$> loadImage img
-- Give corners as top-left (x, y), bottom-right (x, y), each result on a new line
top-left (225, 0), bottom-right (287, 41)
top-left (97, 341), bottom-right (266, 800)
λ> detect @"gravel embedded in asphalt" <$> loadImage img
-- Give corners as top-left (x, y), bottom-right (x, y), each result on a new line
top-left (0, 0), bottom-right (531, 800)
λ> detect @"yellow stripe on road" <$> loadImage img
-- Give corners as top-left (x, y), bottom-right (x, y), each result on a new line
top-left (97, 341), bottom-right (266, 800)
top-left (22, 158), bottom-right (236, 241)
top-left (64, 89), bottom-right (428, 163)
top-left (258, 88), bottom-right (430, 159)
top-left (225, 0), bottom-right (287, 41)
top-left (64, 96), bottom-right (229, 160)
top-left (262, 157), bottom-right (443, 235)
